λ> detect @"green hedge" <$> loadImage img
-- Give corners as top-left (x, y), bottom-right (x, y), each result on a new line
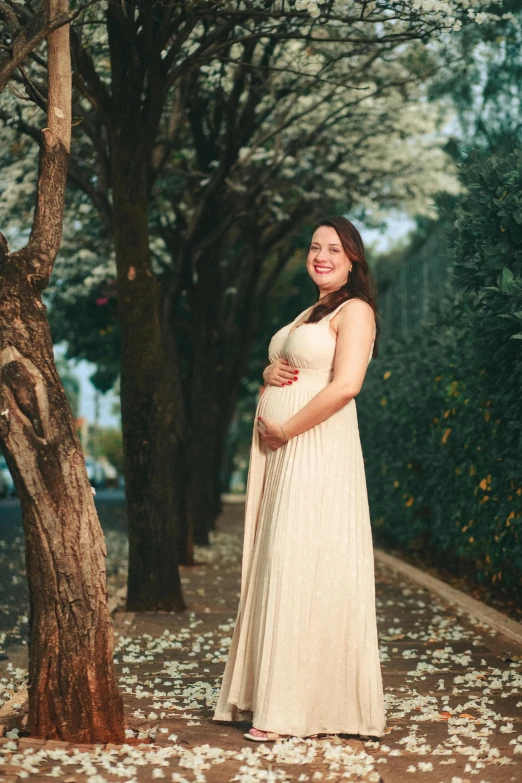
top-left (359, 149), bottom-right (522, 599)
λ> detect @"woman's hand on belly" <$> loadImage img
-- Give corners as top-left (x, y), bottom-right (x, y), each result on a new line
top-left (257, 416), bottom-right (287, 450)
top-left (263, 359), bottom-right (299, 387)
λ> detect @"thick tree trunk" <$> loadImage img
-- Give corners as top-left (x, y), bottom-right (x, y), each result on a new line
top-left (0, 254), bottom-right (125, 741)
top-left (106, 2), bottom-right (191, 596)
top-left (0, 1), bottom-right (124, 742)
top-left (112, 149), bottom-right (188, 609)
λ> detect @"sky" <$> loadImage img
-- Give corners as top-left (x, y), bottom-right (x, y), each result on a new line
top-left (358, 214), bottom-right (415, 253)
top-left (54, 344), bottom-right (121, 428)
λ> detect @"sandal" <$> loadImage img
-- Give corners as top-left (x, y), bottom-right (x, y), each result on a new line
top-left (244, 727), bottom-right (289, 742)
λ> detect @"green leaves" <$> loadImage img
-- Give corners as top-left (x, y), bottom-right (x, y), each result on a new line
top-left (450, 148), bottom-right (522, 464)
top-left (499, 266), bottom-right (516, 293)
top-left (358, 147), bottom-right (522, 605)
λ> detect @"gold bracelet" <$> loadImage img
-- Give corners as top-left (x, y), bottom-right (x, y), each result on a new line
top-left (280, 424), bottom-right (289, 442)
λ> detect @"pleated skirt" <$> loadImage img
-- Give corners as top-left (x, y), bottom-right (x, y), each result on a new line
top-left (213, 373), bottom-right (386, 737)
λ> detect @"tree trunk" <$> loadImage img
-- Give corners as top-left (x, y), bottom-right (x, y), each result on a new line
top-left (0, 1), bottom-right (124, 742)
top-left (182, 238), bottom-right (267, 544)
top-left (160, 286), bottom-right (193, 566)
top-left (188, 263), bottom-right (223, 546)
top-left (189, 375), bottom-right (220, 547)
top-left (111, 148), bottom-right (188, 609)
top-left (106, 2), bottom-right (191, 598)
top-left (190, 388), bottom-right (234, 541)
top-left (0, 275), bottom-right (125, 742)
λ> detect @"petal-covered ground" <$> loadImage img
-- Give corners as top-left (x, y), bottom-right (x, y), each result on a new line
top-left (1, 500), bottom-right (521, 782)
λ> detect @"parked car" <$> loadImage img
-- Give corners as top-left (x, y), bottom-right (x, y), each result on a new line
top-left (96, 456), bottom-right (118, 488)
top-left (84, 456), bottom-right (106, 489)
top-left (0, 468), bottom-right (8, 498)
top-left (0, 455), bottom-right (16, 498)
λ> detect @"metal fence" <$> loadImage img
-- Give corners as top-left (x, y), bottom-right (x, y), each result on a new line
top-left (377, 235), bottom-right (454, 340)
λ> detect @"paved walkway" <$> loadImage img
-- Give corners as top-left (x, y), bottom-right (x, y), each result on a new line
top-left (1, 502), bottom-right (522, 782)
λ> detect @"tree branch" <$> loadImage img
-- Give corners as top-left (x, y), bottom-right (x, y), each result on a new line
top-left (0, 0), bottom-right (101, 94)
top-left (67, 164), bottom-right (112, 233)
top-left (70, 25), bottom-right (112, 119)
top-left (26, 0), bottom-right (72, 286)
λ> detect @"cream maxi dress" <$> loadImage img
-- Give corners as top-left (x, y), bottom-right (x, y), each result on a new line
top-left (213, 299), bottom-right (386, 738)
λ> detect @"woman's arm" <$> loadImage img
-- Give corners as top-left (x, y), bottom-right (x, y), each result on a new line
top-left (258, 300), bottom-right (375, 448)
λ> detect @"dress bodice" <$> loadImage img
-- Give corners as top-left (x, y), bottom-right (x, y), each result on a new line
top-left (268, 299), bottom-right (375, 379)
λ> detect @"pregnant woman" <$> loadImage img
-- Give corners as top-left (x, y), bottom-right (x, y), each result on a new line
top-left (213, 216), bottom-right (386, 741)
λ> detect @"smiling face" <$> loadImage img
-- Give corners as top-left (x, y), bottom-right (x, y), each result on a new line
top-left (307, 225), bottom-right (353, 297)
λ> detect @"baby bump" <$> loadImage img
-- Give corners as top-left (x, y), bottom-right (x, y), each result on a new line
top-left (257, 369), bottom-right (331, 422)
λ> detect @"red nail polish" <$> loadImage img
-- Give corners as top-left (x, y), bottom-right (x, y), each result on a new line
top-left (294, 376), bottom-right (298, 380)
top-left (288, 381), bottom-right (293, 385)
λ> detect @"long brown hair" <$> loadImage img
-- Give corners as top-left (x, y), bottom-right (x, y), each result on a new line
top-left (304, 216), bottom-right (380, 358)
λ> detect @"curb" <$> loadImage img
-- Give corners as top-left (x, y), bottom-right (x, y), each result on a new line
top-left (374, 549), bottom-right (522, 647)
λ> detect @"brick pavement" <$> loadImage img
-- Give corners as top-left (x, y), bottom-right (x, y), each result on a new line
top-left (1, 502), bottom-right (522, 782)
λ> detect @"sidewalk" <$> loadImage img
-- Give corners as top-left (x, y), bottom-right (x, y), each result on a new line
top-left (1, 501), bottom-right (522, 782)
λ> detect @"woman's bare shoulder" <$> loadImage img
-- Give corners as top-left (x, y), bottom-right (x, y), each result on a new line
top-left (336, 298), bottom-right (374, 321)
top-left (332, 298), bottom-right (375, 337)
